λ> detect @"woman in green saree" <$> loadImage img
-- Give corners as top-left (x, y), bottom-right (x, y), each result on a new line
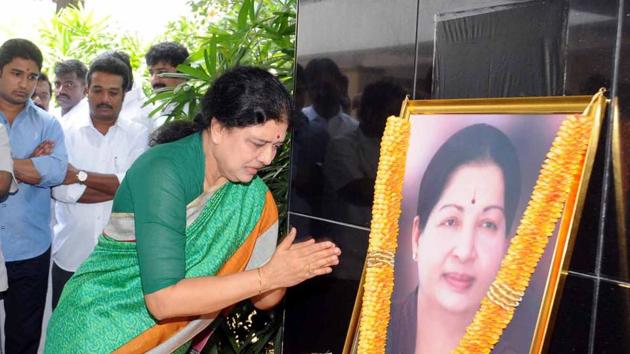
top-left (45, 66), bottom-right (341, 353)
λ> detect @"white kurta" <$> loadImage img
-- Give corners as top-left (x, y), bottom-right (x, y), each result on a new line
top-left (52, 114), bottom-right (149, 272)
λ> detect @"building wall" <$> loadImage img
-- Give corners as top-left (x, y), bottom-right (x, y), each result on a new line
top-left (284, 0), bottom-right (630, 352)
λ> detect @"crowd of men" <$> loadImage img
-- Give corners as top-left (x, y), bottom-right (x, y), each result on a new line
top-left (0, 38), bottom-right (189, 353)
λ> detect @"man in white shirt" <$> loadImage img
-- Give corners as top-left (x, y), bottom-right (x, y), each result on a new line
top-left (292, 58), bottom-right (357, 214)
top-left (301, 58), bottom-right (357, 139)
top-left (52, 59), bottom-right (89, 128)
top-left (51, 54), bottom-right (149, 308)
top-left (322, 80), bottom-right (405, 228)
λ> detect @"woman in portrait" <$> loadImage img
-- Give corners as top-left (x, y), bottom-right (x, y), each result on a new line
top-left (388, 123), bottom-right (522, 354)
top-left (46, 67), bottom-right (341, 353)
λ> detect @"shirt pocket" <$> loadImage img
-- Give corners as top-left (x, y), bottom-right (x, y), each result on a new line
top-left (111, 148), bottom-right (130, 174)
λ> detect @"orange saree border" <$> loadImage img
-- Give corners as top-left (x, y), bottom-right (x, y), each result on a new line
top-left (114, 191), bottom-right (278, 354)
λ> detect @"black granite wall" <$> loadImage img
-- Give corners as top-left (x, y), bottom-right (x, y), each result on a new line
top-left (283, 1), bottom-right (630, 353)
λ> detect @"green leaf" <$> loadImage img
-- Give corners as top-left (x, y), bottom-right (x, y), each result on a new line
top-left (205, 40), bottom-right (217, 78)
top-left (249, 0), bottom-right (257, 22)
top-left (175, 64), bottom-right (210, 82)
top-left (237, 0), bottom-right (252, 30)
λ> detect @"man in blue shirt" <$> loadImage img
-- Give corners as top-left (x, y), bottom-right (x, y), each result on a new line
top-left (0, 38), bottom-right (67, 354)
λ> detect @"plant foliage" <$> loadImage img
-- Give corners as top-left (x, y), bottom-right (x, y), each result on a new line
top-left (38, 3), bottom-right (145, 75)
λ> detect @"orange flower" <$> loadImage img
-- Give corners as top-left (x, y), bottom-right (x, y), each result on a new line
top-left (454, 114), bottom-right (593, 354)
top-left (358, 116), bottom-right (410, 353)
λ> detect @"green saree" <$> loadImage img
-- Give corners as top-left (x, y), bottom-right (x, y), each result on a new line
top-left (45, 133), bottom-right (273, 353)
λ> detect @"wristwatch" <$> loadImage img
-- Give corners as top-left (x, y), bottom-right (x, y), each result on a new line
top-left (76, 170), bottom-right (88, 184)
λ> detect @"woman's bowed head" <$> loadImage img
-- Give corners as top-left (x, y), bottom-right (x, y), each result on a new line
top-left (155, 66), bottom-right (294, 184)
top-left (412, 124), bottom-right (521, 354)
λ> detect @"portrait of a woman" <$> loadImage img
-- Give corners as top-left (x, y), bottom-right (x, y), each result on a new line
top-left (388, 123), bottom-right (522, 354)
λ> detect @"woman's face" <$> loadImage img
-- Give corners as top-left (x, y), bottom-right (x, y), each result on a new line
top-left (211, 118), bottom-right (288, 183)
top-left (412, 162), bottom-right (509, 315)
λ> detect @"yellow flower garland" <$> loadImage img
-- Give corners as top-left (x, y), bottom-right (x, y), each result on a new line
top-left (453, 113), bottom-right (593, 353)
top-left (357, 115), bottom-right (410, 354)
top-left (357, 111), bottom-right (595, 353)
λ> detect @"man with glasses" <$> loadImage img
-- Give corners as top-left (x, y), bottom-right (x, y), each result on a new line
top-left (145, 41), bottom-right (188, 93)
top-left (53, 59), bottom-right (88, 127)
top-left (144, 42), bottom-right (189, 130)
top-left (32, 72), bottom-right (52, 111)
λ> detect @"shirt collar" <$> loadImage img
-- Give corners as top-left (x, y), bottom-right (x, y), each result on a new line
top-left (71, 98), bottom-right (127, 132)
top-left (75, 112), bottom-right (126, 132)
top-left (302, 105), bottom-right (346, 122)
top-left (12, 99), bottom-right (39, 116)
top-left (63, 98), bottom-right (88, 117)
top-left (302, 106), bottom-right (319, 121)
top-left (25, 98), bottom-right (39, 113)
top-left (0, 99), bottom-right (40, 125)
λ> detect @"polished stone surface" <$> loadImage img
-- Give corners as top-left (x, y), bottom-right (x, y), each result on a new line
top-left (593, 278), bottom-right (630, 351)
top-left (563, 0), bottom-right (620, 279)
top-left (282, 212), bottom-right (369, 354)
top-left (600, 0), bottom-right (630, 284)
top-left (290, 0), bottom-right (417, 227)
top-left (547, 274), bottom-right (594, 352)
top-left (287, 0), bottom-right (630, 351)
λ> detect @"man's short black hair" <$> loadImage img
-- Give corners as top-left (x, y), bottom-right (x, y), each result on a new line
top-left (0, 38), bottom-right (43, 71)
top-left (54, 59), bottom-right (88, 84)
top-left (87, 55), bottom-right (131, 92)
top-left (145, 42), bottom-right (189, 67)
top-left (93, 51), bottom-right (134, 91)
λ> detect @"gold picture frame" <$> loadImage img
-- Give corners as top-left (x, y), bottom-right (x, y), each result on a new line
top-left (347, 91), bottom-right (607, 354)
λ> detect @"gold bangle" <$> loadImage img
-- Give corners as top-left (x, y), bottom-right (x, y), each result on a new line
top-left (256, 268), bottom-right (263, 295)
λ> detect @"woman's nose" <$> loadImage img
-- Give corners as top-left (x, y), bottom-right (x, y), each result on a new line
top-left (452, 226), bottom-right (477, 262)
top-left (258, 144), bottom-right (275, 166)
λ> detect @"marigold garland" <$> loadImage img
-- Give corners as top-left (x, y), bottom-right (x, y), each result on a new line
top-left (453, 113), bottom-right (594, 353)
top-left (357, 108), bottom-right (596, 354)
top-left (357, 115), bottom-right (410, 354)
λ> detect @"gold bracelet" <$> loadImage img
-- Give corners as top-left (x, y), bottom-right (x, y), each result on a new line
top-left (256, 268), bottom-right (263, 294)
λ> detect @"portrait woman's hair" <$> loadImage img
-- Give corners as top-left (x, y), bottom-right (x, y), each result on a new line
top-left (417, 123), bottom-right (522, 234)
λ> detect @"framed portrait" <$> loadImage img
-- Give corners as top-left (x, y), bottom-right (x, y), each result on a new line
top-left (348, 92), bottom-right (607, 354)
